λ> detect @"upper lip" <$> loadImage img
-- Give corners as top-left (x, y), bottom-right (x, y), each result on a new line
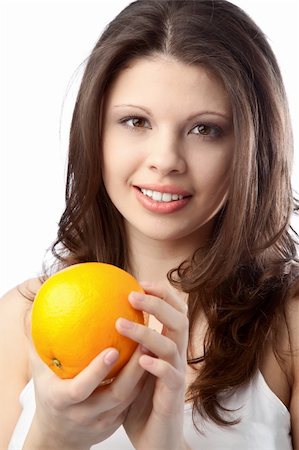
top-left (134, 184), bottom-right (192, 197)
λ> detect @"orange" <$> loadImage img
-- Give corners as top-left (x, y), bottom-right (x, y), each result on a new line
top-left (31, 262), bottom-right (145, 379)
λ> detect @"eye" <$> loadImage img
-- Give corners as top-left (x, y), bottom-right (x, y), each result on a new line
top-left (119, 115), bottom-right (151, 130)
top-left (190, 123), bottom-right (222, 138)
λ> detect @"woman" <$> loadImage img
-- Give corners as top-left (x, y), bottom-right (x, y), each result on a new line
top-left (1, 0), bottom-right (298, 448)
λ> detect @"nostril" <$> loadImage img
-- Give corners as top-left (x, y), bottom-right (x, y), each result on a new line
top-left (149, 165), bottom-right (181, 175)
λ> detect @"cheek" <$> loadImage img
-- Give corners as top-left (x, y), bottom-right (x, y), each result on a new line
top-left (102, 137), bottom-right (141, 190)
top-left (196, 149), bottom-right (232, 193)
top-left (196, 152), bottom-right (232, 222)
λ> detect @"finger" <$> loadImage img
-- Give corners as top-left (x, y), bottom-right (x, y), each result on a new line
top-left (32, 348), bottom-right (119, 408)
top-left (128, 291), bottom-right (189, 354)
top-left (139, 355), bottom-right (185, 392)
top-left (96, 344), bottom-right (148, 410)
top-left (128, 291), bottom-right (188, 334)
top-left (62, 348), bottom-right (120, 404)
top-left (29, 343), bottom-right (119, 409)
top-left (139, 281), bottom-right (188, 314)
top-left (138, 356), bottom-right (186, 419)
top-left (116, 319), bottom-right (181, 366)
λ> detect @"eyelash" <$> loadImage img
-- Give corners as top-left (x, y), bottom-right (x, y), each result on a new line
top-left (118, 115), bottom-right (223, 138)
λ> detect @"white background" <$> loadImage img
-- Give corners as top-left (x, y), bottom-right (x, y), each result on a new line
top-left (0, 0), bottom-right (298, 296)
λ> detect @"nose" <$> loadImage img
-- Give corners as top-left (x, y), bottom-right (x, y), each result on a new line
top-left (145, 131), bottom-right (187, 176)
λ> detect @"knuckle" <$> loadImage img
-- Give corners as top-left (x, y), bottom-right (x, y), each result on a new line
top-left (49, 394), bottom-right (63, 411)
top-left (174, 371), bottom-right (186, 389)
top-left (175, 300), bottom-right (187, 314)
top-left (161, 364), bottom-right (184, 389)
top-left (44, 386), bottom-right (64, 411)
top-left (166, 340), bottom-right (178, 358)
top-left (144, 295), bottom-right (155, 312)
top-left (68, 384), bottom-right (83, 404)
top-left (180, 314), bottom-right (189, 332)
top-left (166, 367), bottom-right (185, 390)
top-left (137, 324), bottom-right (152, 345)
top-left (137, 323), bottom-right (147, 339)
top-left (110, 386), bottom-right (126, 405)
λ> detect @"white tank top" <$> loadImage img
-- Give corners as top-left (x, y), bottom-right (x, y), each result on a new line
top-left (8, 370), bottom-right (292, 450)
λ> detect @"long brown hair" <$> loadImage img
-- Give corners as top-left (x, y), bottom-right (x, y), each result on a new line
top-left (49, 0), bottom-right (299, 428)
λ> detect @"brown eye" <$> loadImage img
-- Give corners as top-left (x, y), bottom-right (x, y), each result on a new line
top-left (191, 123), bottom-right (222, 137)
top-left (198, 125), bottom-right (211, 135)
top-left (130, 117), bottom-right (147, 128)
top-left (120, 116), bottom-right (151, 129)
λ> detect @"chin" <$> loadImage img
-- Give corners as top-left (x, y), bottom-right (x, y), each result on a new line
top-left (128, 221), bottom-right (204, 244)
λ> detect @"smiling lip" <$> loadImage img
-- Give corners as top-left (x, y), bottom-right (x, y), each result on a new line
top-left (133, 185), bottom-right (192, 214)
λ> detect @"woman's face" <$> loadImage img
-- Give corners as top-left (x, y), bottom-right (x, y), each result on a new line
top-left (102, 55), bottom-right (234, 245)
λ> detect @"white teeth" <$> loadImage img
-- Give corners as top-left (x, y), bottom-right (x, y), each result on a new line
top-left (140, 189), bottom-right (184, 202)
top-left (152, 191), bottom-right (162, 201)
top-left (162, 193), bottom-right (172, 202)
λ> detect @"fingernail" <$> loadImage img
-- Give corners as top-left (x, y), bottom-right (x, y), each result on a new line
top-left (129, 291), bottom-right (144, 301)
top-left (139, 281), bottom-right (151, 287)
top-left (140, 355), bottom-right (154, 366)
top-left (117, 318), bottom-right (135, 329)
top-left (104, 349), bottom-right (119, 365)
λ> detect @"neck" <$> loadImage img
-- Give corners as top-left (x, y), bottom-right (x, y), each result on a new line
top-left (126, 228), bottom-right (208, 287)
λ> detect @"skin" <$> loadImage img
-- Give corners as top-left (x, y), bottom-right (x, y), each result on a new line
top-left (102, 55), bottom-right (233, 261)
top-left (0, 55), bottom-right (298, 449)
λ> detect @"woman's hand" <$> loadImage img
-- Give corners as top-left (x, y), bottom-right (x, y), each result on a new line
top-left (24, 340), bottom-right (147, 450)
top-left (118, 282), bottom-right (189, 450)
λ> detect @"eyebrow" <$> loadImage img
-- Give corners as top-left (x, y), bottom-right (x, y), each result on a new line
top-left (113, 104), bottom-right (231, 121)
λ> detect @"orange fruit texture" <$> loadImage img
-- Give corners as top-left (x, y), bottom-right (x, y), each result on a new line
top-left (31, 262), bottom-right (145, 380)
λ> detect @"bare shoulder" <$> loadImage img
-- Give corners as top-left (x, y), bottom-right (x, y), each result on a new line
top-left (0, 277), bottom-right (43, 375)
top-left (0, 278), bottom-right (42, 448)
top-left (0, 277), bottom-right (42, 340)
top-left (0, 277), bottom-right (41, 309)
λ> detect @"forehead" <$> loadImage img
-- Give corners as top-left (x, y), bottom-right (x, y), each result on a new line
top-left (105, 55), bottom-right (232, 116)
